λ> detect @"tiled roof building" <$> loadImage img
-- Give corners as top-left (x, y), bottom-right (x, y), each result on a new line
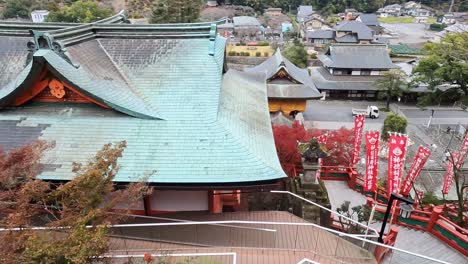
top-left (245, 48), bottom-right (321, 114)
top-left (0, 12), bottom-right (286, 213)
top-left (311, 44), bottom-right (396, 99)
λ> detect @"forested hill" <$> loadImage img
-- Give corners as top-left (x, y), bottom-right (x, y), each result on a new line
top-left (229, 0), bottom-right (467, 14)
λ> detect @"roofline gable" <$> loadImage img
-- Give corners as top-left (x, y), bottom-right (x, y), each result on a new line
top-left (0, 51), bottom-right (163, 119)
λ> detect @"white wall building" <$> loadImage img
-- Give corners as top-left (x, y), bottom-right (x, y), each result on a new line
top-left (31, 10), bottom-right (49, 23)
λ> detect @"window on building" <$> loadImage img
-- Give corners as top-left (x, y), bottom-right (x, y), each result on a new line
top-left (361, 70), bottom-right (371, 76)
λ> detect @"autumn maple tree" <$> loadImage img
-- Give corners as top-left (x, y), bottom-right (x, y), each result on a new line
top-left (272, 122), bottom-right (354, 177)
top-left (0, 140), bottom-right (151, 263)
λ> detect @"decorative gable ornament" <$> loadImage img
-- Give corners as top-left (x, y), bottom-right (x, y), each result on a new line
top-left (49, 79), bottom-right (65, 99)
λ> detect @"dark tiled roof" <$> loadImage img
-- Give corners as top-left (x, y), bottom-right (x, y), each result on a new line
top-left (335, 21), bottom-right (373, 40)
top-left (297, 6), bottom-right (314, 21)
top-left (0, 15), bottom-right (285, 184)
top-left (245, 48), bottom-right (321, 99)
top-left (233, 16), bottom-right (261, 27)
top-left (319, 44), bottom-right (397, 69)
top-left (306, 30), bottom-right (334, 39)
top-left (335, 34), bottom-right (359, 43)
top-left (310, 67), bottom-right (382, 91)
top-left (357, 14), bottom-right (380, 27)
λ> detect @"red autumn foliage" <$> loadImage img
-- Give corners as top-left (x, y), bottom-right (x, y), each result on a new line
top-left (272, 121), bottom-right (355, 177)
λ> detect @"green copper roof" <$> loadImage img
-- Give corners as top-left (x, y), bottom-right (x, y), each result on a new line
top-left (0, 17), bottom-right (286, 185)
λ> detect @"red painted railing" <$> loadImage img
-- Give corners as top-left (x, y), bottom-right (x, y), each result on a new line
top-left (368, 197), bottom-right (468, 256)
top-left (317, 164), bottom-right (468, 256)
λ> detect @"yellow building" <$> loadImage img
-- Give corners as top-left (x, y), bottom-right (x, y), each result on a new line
top-left (245, 48), bottom-right (322, 115)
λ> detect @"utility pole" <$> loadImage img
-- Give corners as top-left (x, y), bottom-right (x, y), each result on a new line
top-left (427, 109), bottom-right (435, 128)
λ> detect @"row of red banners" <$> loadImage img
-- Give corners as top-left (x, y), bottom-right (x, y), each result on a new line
top-left (442, 132), bottom-right (468, 195)
top-left (353, 115), bottom-right (432, 196)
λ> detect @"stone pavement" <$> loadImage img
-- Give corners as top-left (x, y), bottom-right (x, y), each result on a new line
top-left (369, 223), bottom-right (467, 264)
top-left (324, 181), bottom-right (367, 211)
top-left (323, 180), bottom-right (467, 264)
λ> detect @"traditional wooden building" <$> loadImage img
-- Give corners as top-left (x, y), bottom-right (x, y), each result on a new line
top-left (0, 12), bottom-right (286, 215)
top-left (311, 44), bottom-right (397, 99)
top-left (245, 48), bottom-right (322, 115)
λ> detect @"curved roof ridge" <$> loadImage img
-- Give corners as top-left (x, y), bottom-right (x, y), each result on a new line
top-left (0, 50), bottom-right (163, 120)
top-left (0, 10), bottom-right (127, 37)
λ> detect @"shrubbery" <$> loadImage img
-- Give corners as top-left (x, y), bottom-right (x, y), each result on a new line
top-left (429, 23), bottom-right (447, 31)
top-left (257, 41), bottom-right (270, 46)
top-left (381, 113), bottom-right (407, 141)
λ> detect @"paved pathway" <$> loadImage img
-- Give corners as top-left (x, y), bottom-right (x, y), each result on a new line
top-left (324, 180), bottom-right (467, 264)
top-left (324, 181), bottom-right (367, 211)
top-left (369, 223), bottom-right (467, 264)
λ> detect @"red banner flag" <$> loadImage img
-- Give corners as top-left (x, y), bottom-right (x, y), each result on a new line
top-left (443, 152), bottom-right (460, 195)
top-left (456, 132), bottom-right (468, 168)
top-left (400, 146), bottom-right (431, 196)
top-left (387, 134), bottom-right (408, 195)
top-left (315, 133), bottom-right (328, 180)
top-left (352, 115), bottom-right (365, 166)
top-left (364, 131), bottom-right (380, 192)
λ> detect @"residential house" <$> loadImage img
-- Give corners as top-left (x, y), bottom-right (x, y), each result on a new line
top-left (356, 14), bottom-right (383, 35)
top-left (339, 9), bottom-right (361, 20)
top-left (404, 1), bottom-right (421, 10)
top-left (299, 15), bottom-right (332, 38)
top-left (297, 5), bottom-right (314, 23)
top-left (306, 30), bottom-right (335, 46)
top-left (407, 8), bottom-right (432, 17)
top-left (377, 4), bottom-right (402, 17)
top-left (438, 12), bottom-right (468, 24)
top-left (31, 10), bottom-right (49, 23)
top-left (306, 21), bottom-right (374, 46)
top-left (434, 23), bottom-right (468, 42)
top-left (0, 12), bottom-right (286, 215)
top-left (311, 44), bottom-right (397, 99)
top-left (245, 48), bottom-right (322, 114)
top-left (335, 21), bottom-right (374, 43)
top-left (265, 7), bottom-right (282, 16)
top-left (206, 0), bottom-right (218, 7)
top-left (233, 16), bottom-right (264, 37)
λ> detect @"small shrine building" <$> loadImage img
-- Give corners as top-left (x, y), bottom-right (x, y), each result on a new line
top-left (245, 48), bottom-right (322, 115)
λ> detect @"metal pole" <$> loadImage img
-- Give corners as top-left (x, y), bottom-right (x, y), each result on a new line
top-left (427, 109), bottom-right (435, 128)
top-left (378, 193), bottom-right (414, 243)
top-left (378, 194), bottom-right (395, 243)
top-left (362, 205), bottom-right (376, 247)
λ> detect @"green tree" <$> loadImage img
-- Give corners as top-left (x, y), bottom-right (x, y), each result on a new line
top-left (46, 1), bottom-right (113, 23)
top-left (413, 33), bottom-right (468, 106)
top-left (336, 201), bottom-right (371, 233)
top-left (2, 0), bottom-right (33, 19)
top-left (375, 69), bottom-right (408, 109)
top-left (150, 0), bottom-right (202, 24)
top-left (381, 113), bottom-right (407, 141)
top-left (282, 38), bottom-right (308, 68)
